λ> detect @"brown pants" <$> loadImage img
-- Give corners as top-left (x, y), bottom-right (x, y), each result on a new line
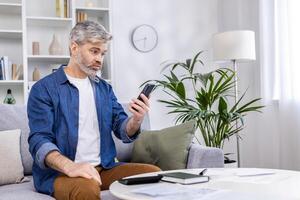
top-left (53, 163), bottom-right (161, 200)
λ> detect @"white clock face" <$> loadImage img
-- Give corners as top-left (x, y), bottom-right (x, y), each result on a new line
top-left (131, 24), bottom-right (158, 52)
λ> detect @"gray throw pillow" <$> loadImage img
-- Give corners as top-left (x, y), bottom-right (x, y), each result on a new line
top-left (131, 120), bottom-right (196, 170)
top-left (0, 104), bottom-right (33, 175)
top-left (0, 129), bottom-right (25, 186)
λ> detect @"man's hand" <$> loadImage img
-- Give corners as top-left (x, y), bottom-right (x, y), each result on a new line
top-left (127, 94), bottom-right (150, 136)
top-left (63, 162), bottom-right (102, 185)
top-left (46, 151), bottom-right (101, 185)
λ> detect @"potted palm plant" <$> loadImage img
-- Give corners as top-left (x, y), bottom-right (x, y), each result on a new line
top-left (143, 51), bottom-right (263, 163)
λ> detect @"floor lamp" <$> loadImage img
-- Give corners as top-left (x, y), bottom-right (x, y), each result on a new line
top-left (212, 30), bottom-right (256, 167)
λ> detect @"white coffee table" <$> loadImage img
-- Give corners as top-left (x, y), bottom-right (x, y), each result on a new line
top-left (109, 168), bottom-right (300, 200)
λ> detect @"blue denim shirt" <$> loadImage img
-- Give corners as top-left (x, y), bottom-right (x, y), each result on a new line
top-left (27, 66), bottom-right (139, 195)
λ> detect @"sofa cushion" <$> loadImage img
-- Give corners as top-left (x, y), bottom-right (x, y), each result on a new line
top-left (0, 104), bottom-right (33, 175)
top-left (113, 104), bottom-right (151, 162)
top-left (0, 176), bottom-right (120, 200)
top-left (0, 129), bottom-right (25, 186)
top-left (131, 120), bottom-right (196, 170)
top-left (0, 176), bottom-right (54, 200)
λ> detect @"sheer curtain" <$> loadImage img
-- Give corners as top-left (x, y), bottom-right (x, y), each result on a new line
top-left (259, 0), bottom-right (300, 170)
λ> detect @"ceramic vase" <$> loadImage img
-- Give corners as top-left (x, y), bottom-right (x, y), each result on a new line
top-left (32, 41), bottom-right (40, 55)
top-left (49, 34), bottom-right (63, 55)
top-left (33, 67), bottom-right (41, 81)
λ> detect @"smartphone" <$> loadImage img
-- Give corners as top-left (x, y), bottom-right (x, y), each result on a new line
top-left (132, 84), bottom-right (155, 112)
top-left (137, 84), bottom-right (155, 102)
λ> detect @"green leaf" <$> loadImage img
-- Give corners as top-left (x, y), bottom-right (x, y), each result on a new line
top-left (186, 59), bottom-right (191, 69)
top-left (218, 97), bottom-right (228, 114)
top-left (170, 71), bottom-right (179, 82)
top-left (176, 81), bottom-right (186, 99)
top-left (190, 51), bottom-right (204, 74)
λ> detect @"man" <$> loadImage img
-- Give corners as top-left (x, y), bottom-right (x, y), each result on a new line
top-left (27, 20), bottom-right (160, 200)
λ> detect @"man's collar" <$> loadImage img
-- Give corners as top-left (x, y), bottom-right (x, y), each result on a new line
top-left (56, 65), bottom-right (68, 85)
top-left (56, 65), bottom-right (102, 84)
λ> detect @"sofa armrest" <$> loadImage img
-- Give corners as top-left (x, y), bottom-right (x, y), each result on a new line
top-left (186, 143), bottom-right (224, 168)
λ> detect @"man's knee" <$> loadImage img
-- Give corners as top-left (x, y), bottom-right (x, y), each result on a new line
top-left (131, 163), bottom-right (161, 174)
top-left (72, 178), bottom-right (100, 200)
top-left (143, 164), bottom-right (161, 172)
top-left (54, 177), bottom-right (100, 200)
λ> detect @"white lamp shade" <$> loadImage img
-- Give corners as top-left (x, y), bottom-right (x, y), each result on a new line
top-left (212, 30), bottom-right (256, 62)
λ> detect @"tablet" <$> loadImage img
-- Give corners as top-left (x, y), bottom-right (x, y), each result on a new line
top-left (118, 174), bottom-right (163, 185)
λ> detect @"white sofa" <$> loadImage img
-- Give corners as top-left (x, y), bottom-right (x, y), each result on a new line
top-left (0, 104), bottom-right (224, 200)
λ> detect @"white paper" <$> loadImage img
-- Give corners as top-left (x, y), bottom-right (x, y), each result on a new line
top-left (132, 183), bottom-right (219, 198)
top-left (235, 168), bottom-right (276, 177)
top-left (131, 182), bottom-right (292, 200)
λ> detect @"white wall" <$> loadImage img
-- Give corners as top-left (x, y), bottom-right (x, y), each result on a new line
top-left (111, 0), bottom-right (219, 129)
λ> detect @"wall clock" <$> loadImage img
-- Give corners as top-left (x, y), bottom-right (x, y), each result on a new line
top-left (131, 24), bottom-right (158, 53)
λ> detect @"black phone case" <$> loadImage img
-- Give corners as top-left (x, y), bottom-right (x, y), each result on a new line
top-left (118, 174), bottom-right (162, 185)
top-left (137, 84), bottom-right (155, 101)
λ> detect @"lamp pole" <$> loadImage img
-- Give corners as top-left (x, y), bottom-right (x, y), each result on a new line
top-left (233, 59), bottom-right (241, 167)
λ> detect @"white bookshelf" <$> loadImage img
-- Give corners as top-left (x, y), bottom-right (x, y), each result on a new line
top-left (0, 3), bottom-right (22, 14)
top-left (0, 80), bottom-right (24, 85)
top-left (0, 30), bottom-right (22, 39)
top-left (27, 55), bottom-right (70, 62)
top-left (0, 0), bottom-right (23, 104)
top-left (26, 16), bottom-right (73, 27)
top-left (0, 0), bottom-right (113, 105)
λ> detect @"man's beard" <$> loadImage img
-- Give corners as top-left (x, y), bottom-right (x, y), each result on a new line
top-left (77, 52), bottom-right (101, 82)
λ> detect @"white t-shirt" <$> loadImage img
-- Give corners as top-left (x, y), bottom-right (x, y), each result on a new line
top-left (66, 74), bottom-right (101, 166)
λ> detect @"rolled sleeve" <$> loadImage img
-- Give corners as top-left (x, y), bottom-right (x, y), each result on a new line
top-left (27, 82), bottom-right (58, 170)
top-left (120, 118), bottom-right (141, 143)
top-left (35, 142), bottom-right (60, 169)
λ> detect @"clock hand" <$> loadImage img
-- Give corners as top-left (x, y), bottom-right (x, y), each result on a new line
top-left (134, 37), bottom-right (147, 42)
top-left (143, 37), bottom-right (146, 48)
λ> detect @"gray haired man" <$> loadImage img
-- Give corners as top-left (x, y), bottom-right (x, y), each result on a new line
top-left (27, 20), bottom-right (160, 200)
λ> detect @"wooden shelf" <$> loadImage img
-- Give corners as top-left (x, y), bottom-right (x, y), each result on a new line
top-left (0, 30), bottom-right (22, 39)
top-left (26, 16), bottom-right (72, 27)
top-left (28, 55), bottom-right (70, 63)
top-left (0, 3), bottom-right (22, 15)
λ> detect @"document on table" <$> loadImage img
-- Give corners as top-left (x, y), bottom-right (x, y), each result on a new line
top-left (131, 183), bottom-right (224, 200)
top-left (131, 183), bottom-right (293, 200)
top-left (235, 168), bottom-right (276, 177)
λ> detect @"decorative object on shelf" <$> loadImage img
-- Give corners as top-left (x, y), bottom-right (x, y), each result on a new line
top-left (56, 0), bottom-right (61, 17)
top-left (32, 41), bottom-right (40, 55)
top-left (143, 51), bottom-right (263, 166)
top-left (3, 89), bottom-right (16, 104)
top-left (11, 64), bottom-right (23, 80)
top-left (76, 11), bottom-right (88, 23)
top-left (11, 64), bottom-right (17, 80)
top-left (32, 67), bottom-right (41, 81)
top-left (49, 34), bottom-right (63, 55)
top-left (56, 0), bottom-right (69, 18)
top-left (131, 24), bottom-right (158, 53)
top-left (16, 64), bottom-right (23, 80)
top-left (212, 30), bottom-right (256, 167)
top-left (85, 0), bottom-right (94, 7)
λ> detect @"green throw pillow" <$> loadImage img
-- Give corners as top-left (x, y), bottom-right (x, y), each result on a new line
top-left (131, 120), bottom-right (196, 170)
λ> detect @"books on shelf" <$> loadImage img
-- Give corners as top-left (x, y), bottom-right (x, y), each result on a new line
top-left (77, 11), bottom-right (88, 23)
top-left (161, 172), bottom-right (209, 185)
top-left (56, 0), bottom-right (71, 18)
top-left (0, 56), bottom-right (22, 81)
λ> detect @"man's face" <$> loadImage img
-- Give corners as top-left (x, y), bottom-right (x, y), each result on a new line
top-left (74, 40), bottom-right (108, 79)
